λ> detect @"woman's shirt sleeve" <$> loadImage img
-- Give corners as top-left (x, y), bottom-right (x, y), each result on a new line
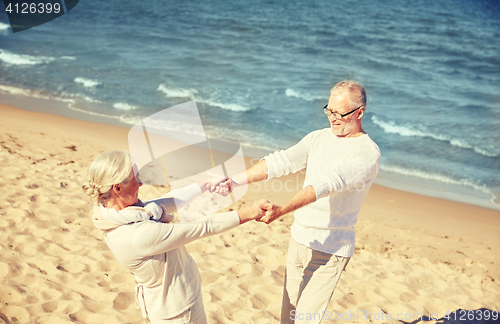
top-left (130, 211), bottom-right (240, 257)
top-left (144, 183), bottom-right (202, 215)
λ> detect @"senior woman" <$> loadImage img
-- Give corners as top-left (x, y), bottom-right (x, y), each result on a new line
top-left (82, 150), bottom-right (266, 324)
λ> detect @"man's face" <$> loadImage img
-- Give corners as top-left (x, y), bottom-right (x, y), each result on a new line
top-left (326, 92), bottom-right (363, 137)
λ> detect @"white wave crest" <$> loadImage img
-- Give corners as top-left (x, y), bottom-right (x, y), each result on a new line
top-left (0, 22), bottom-right (10, 31)
top-left (121, 116), bottom-right (208, 138)
top-left (0, 84), bottom-right (32, 96)
top-left (157, 84), bottom-right (250, 112)
top-left (448, 139), bottom-right (499, 157)
top-left (0, 84), bottom-right (74, 103)
top-left (68, 104), bottom-right (121, 120)
top-left (0, 84), bottom-right (101, 105)
top-left (196, 98), bottom-right (250, 112)
top-left (0, 49), bottom-right (56, 65)
top-left (157, 84), bottom-right (197, 99)
top-left (372, 116), bottom-right (499, 157)
top-left (381, 164), bottom-right (491, 194)
top-left (285, 88), bottom-right (327, 101)
top-left (113, 102), bottom-right (138, 110)
top-left (74, 77), bottom-right (101, 87)
top-left (491, 194), bottom-right (500, 206)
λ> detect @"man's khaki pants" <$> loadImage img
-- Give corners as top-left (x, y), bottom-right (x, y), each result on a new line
top-left (281, 237), bottom-right (350, 324)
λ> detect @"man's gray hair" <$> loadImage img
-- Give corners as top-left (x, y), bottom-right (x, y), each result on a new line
top-left (331, 80), bottom-right (367, 109)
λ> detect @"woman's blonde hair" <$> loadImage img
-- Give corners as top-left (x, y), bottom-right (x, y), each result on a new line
top-left (82, 150), bottom-right (133, 202)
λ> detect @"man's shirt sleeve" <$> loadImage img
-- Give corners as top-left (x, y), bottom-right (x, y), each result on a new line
top-left (263, 132), bottom-right (313, 178)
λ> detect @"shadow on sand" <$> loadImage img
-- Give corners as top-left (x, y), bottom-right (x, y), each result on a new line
top-left (401, 308), bottom-right (499, 324)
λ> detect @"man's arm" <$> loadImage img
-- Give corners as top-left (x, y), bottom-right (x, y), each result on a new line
top-left (233, 159), bottom-right (269, 186)
top-left (258, 185), bottom-right (316, 224)
top-left (210, 159), bottom-right (269, 195)
top-left (211, 131), bottom-right (314, 195)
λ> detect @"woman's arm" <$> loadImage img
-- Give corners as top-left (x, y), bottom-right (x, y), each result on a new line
top-left (146, 183), bottom-right (202, 217)
top-left (131, 199), bottom-right (267, 256)
top-left (145, 175), bottom-right (228, 219)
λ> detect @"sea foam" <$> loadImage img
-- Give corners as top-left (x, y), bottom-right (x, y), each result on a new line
top-left (157, 84), bottom-right (197, 99)
top-left (74, 77), bottom-right (101, 87)
top-left (372, 116), bottom-right (499, 157)
top-left (157, 84), bottom-right (250, 112)
top-left (0, 84), bottom-right (100, 107)
top-left (0, 22), bottom-right (10, 31)
top-left (380, 164), bottom-right (491, 194)
top-left (285, 88), bottom-right (327, 102)
top-left (113, 102), bottom-right (138, 110)
top-left (0, 49), bottom-right (56, 65)
top-left (0, 84), bottom-right (74, 103)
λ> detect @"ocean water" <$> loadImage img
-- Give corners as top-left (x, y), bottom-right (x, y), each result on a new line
top-left (0, 0), bottom-right (499, 208)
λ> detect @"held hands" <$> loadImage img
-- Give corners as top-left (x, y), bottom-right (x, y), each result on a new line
top-left (208, 176), bottom-right (237, 197)
top-left (251, 199), bottom-right (268, 220)
top-left (238, 198), bottom-right (268, 224)
top-left (256, 200), bottom-right (282, 224)
top-left (204, 171), bottom-right (247, 196)
top-left (237, 199), bottom-right (282, 224)
top-left (202, 173), bottom-right (281, 224)
top-left (199, 173), bottom-right (229, 194)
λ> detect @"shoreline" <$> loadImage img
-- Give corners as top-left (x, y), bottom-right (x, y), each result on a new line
top-left (0, 102), bottom-right (499, 323)
top-left (1, 87), bottom-right (499, 211)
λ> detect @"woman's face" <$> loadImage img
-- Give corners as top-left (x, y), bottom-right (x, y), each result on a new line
top-left (119, 169), bottom-right (143, 206)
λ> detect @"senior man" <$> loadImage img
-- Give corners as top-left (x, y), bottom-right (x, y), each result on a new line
top-left (213, 80), bottom-right (380, 324)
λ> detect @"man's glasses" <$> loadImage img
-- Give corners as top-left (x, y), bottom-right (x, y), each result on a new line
top-left (323, 105), bottom-right (363, 120)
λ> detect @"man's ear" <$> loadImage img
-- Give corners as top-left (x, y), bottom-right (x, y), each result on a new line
top-left (357, 106), bottom-right (365, 120)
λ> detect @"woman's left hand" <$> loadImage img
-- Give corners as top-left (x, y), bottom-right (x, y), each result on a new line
top-left (199, 173), bottom-right (230, 194)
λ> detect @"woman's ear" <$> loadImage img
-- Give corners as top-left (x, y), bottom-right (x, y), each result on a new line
top-left (113, 183), bottom-right (121, 195)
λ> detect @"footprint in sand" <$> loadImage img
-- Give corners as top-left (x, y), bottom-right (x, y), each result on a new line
top-left (250, 292), bottom-right (273, 310)
top-left (230, 296), bottom-right (252, 309)
top-left (110, 273), bottom-right (132, 284)
top-left (399, 292), bottom-right (417, 303)
top-left (229, 263), bottom-right (252, 276)
top-left (41, 288), bottom-right (63, 301)
top-left (0, 261), bottom-right (10, 277)
top-left (186, 241), bottom-right (217, 253)
top-left (25, 295), bottom-right (38, 304)
top-left (0, 286), bottom-right (23, 303)
top-left (201, 271), bottom-right (221, 284)
top-left (81, 299), bottom-right (109, 313)
top-left (41, 301), bottom-right (59, 313)
top-left (113, 292), bottom-right (135, 310)
top-left (210, 287), bottom-right (236, 302)
top-left (57, 261), bottom-right (86, 273)
top-left (45, 243), bottom-right (70, 257)
top-left (0, 305), bottom-right (30, 323)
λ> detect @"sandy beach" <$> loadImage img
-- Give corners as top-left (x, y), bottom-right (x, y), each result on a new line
top-left (0, 104), bottom-right (499, 324)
